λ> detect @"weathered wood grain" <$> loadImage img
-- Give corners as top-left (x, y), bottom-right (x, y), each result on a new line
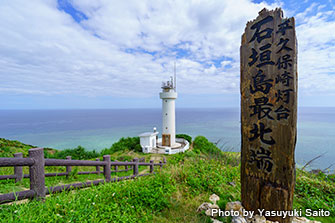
top-left (96, 158), bottom-right (101, 173)
top-left (0, 190), bottom-right (35, 204)
top-left (45, 159), bottom-right (106, 166)
top-left (29, 148), bottom-right (46, 200)
top-left (103, 155), bottom-right (111, 182)
top-left (0, 157), bottom-right (34, 167)
top-left (14, 153), bottom-right (23, 182)
top-left (150, 160), bottom-right (154, 173)
top-left (0, 151), bottom-right (164, 204)
top-left (66, 156), bottom-right (72, 177)
top-left (240, 8), bottom-right (297, 223)
top-left (0, 175), bottom-right (16, 180)
top-left (133, 158), bottom-right (139, 176)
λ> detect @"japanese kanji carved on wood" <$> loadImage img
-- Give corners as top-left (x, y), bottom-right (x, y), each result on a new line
top-left (240, 8), bottom-right (297, 223)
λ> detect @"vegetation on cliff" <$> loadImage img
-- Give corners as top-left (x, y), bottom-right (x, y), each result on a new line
top-left (0, 136), bottom-right (334, 222)
top-left (0, 138), bottom-right (56, 158)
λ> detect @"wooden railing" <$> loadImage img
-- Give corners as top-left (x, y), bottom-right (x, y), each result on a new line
top-left (0, 148), bottom-right (166, 204)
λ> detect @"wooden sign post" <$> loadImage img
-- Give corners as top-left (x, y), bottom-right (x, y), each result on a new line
top-left (240, 8), bottom-right (297, 223)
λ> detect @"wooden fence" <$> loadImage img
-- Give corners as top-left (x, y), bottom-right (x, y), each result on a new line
top-left (0, 148), bottom-right (166, 204)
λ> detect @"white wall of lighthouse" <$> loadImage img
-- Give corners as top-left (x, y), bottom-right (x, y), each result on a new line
top-left (160, 88), bottom-right (177, 147)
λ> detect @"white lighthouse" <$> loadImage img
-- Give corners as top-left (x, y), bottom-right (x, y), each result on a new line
top-left (160, 75), bottom-right (178, 147)
top-left (138, 64), bottom-right (190, 154)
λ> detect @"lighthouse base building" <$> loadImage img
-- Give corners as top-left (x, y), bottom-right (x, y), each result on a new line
top-left (139, 128), bottom-right (189, 155)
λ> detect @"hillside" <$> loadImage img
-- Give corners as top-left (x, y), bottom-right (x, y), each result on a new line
top-left (0, 138), bottom-right (36, 157)
top-left (0, 137), bottom-right (334, 223)
top-left (0, 138), bottom-right (57, 158)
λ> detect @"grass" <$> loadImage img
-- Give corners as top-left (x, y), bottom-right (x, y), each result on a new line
top-left (0, 157), bottom-right (154, 195)
top-left (294, 169), bottom-right (335, 222)
top-left (0, 138), bottom-right (57, 158)
top-left (0, 137), bottom-right (334, 222)
top-left (0, 173), bottom-right (175, 223)
top-left (153, 152), bottom-right (240, 223)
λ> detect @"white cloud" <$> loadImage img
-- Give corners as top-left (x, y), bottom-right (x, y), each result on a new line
top-left (295, 4), bottom-right (335, 95)
top-left (0, 0), bottom-right (334, 103)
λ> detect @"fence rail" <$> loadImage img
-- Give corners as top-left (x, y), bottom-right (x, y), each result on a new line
top-left (0, 148), bottom-right (166, 204)
top-left (0, 157), bottom-right (35, 167)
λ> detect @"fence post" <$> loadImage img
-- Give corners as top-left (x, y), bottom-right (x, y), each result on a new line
top-left (159, 161), bottom-right (163, 171)
top-left (96, 158), bottom-right (100, 174)
top-left (115, 160), bottom-right (118, 172)
top-left (133, 158), bottom-right (139, 176)
top-left (125, 161), bottom-right (128, 171)
top-left (66, 156), bottom-right (72, 177)
top-left (29, 148), bottom-right (45, 200)
top-left (103, 155), bottom-right (111, 182)
top-left (150, 160), bottom-right (154, 173)
top-left (14, 153), bottom-right (23, 183)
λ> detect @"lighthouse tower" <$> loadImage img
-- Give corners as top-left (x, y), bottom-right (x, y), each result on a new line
top-left (139, 63), bottom-right (190, 154)
top-left (160, 74), bottom-right (179, 147)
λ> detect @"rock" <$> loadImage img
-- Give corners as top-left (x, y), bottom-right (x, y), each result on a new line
top-left (243, 215), bottom-right (320, 223)
top-left (227, 201), bottom-right (247, 218)
top-left (226, 201), bottom-right (247, 217)
top-left (197, 202), bottom-right (211, 212)
top-left (207, 204), bottom-right (220, 217)
top-left (210, 204), bottom-right (220, 209)
top-left (246, 215), bottom-right (266, 223)
top-left (211, 218), bottom-right (223, 223)
top-left (209, 194), bottom-right (220, 204)
top-left (198, 202), bottom-right (219, 217)
top-left (205, 209), bottom-right (212, 216)
top-left (228, 181), bottom-right (236, 186)
top-left (292, 216), bottom-right (321, 223)
top-left (232, 216), bottom-right (247, 223)
top-left (226, 201), bottom-right (243, 212)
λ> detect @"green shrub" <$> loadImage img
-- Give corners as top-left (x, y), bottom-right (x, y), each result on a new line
top-left (168, 150), bottom-right (198, 165)
top-left (0, 138), bottom-right (35, 157)
top-left (48, 146), bottom-right (100, 160)
top-left (101, 137), bottom-right (141, 155)
top-left (192, 136), bottom-right (240, 165)
top-left (176, 134), bottom-right (192, 143)
top-left (193, 136), bottom-right (221, 155)
top-left (116, 155), bottom-right (132, 161)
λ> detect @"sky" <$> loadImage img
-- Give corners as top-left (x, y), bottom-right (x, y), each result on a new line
top-left (0, 0), bottom-right (334, 109)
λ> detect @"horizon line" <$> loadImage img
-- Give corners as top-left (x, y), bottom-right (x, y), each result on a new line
top-left (0, 106), bottom-right (335, 110)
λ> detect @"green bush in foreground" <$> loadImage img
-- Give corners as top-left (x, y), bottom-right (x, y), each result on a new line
top-left (193, 136), bottom-right (221, 154)
top-left (101, 137), bottom-right (142, 155)
top-left (47, 146), bottom-right (100, 160)
top-left (176, 134), bottom-right (192, 144)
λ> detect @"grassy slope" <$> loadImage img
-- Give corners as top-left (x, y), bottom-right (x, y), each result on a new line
top-left (0, 138), bottom-right (36, 157)
top-left (0, 138), bottom-right (334, 223)
top-left (0, 138), bottom-right (56, 158)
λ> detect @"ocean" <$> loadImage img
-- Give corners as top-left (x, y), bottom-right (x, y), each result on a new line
top-left (0, 107), bottom-right (334, 172)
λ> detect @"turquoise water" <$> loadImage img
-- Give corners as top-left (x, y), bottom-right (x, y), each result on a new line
top-left (0, 108), bottom-right (334, 172)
